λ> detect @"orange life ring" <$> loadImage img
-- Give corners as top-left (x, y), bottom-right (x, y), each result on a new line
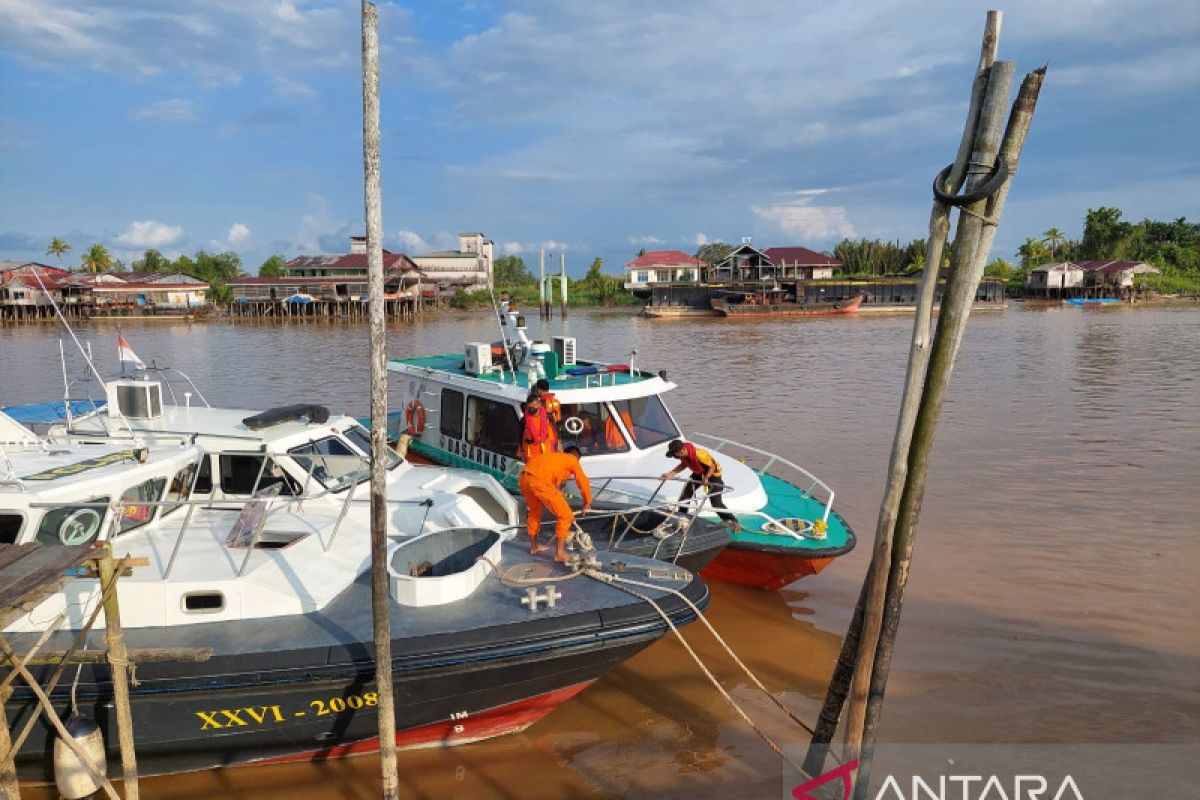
top-left (404, 399), bottom-right (427, 435)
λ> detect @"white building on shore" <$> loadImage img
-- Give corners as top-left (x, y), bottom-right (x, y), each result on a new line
top-left (410, 232), bottom-right (494, 290)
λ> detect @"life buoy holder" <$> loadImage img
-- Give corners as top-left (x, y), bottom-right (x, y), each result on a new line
top-left (405, 400), bottom-right (427, 435)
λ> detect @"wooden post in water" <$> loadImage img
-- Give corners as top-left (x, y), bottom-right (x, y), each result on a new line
top-left (97, 546), bottom-right (138, 800)
top-left (539, 249), bottom-right (548, 320)
top-left (0, 685), bottom-right (19, 799)
top-left (361, 4), bottom-right (399, 798)
top-left (802, 12), bottom-right (1045, 798)
top-left (559, 252), bottom-right (568, 320)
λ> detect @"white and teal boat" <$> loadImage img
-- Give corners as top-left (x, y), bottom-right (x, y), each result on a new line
top-left (386, 301), bottom-right (855, 590)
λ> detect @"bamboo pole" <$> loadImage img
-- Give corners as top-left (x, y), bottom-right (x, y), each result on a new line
top-left (0, 686), bottom-right (18, 800)
top-left (843, 57), bottom-right (1016, 772)
top-left (539, 249), bottom-right (547, 320)
top-left (361, 4), bottom-right (399, 798)
top-left (804, 11), bottom-right (1003, 777)
top-left (850, 64), bottom-right (1041, 800)
top-left (97, 547), bottom-right (138, 800)
top-left (559, 252), bottom-right (568, 319)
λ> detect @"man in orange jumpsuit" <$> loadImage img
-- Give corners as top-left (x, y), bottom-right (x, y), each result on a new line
top-left (520, 445), bottom-right (593, 562)
top-left (535, 379), bottom-right (562, 426)
top-left (521, 392), bottom-right (557, 461)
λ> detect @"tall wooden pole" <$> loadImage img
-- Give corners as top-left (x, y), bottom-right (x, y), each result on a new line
top-left (854, 67), bottom-right (1044, 796)
top-left (97, 547), bottom-right (138, 800)
top-left (805, 17), bottom-right (1003, 775)
top-left (559, 252), bottom-right (568, 320)
top-left (538, 248), bottom-right (547, 320)
top-left (361, 3), bottom-right (399, 798)
top-left (0, 685), bottom-right (19, 799)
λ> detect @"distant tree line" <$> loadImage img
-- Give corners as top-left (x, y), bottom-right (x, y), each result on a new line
top-left (41, 238), bottom-right (289, 304)
top-left (682, 207), bottom-right (1198, 294)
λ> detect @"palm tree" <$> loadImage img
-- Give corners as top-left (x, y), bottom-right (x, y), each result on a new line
top-left (45, 237), bottom-right (71, 268)
top-left (81, 243), bottom-right (113, 274)
top-left (1042, 227), bottom-right (1065, 261)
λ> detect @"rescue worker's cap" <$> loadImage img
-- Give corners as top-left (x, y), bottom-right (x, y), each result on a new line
top-left (667, 439), bottom-right (685, 456)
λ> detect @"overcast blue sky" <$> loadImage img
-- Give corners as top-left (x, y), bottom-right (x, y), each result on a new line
top-left (1, 1), bottom-right (1196, 275)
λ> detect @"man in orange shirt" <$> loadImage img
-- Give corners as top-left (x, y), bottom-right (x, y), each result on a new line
top-left (520, 445), bottom-right (593, 563)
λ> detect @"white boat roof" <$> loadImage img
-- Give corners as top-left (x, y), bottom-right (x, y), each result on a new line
top-left (1, 442), bottom-right (196, 494)
top-left (389, 353), bottom-right (676, 403)
top-left (69, 405), bottom-right (362, 449)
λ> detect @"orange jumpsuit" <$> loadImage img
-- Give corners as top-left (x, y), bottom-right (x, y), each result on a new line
top-left (519, 451), bottom-right (593, 542)
top-left (521, 405), bottom-right (556, 461)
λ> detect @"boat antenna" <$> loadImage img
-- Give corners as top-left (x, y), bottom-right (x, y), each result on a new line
top-left (487, 286), bottom-right (514, 378)
top-left (29, 268), bottom-right (143, 444)
top-left (59, 339), bottom-right (71, 428)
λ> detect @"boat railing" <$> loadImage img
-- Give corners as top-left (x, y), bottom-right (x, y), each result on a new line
top-left (581, 475), bottom-right (737, 559)
top-left (688, 432), bottom-right (834, 523)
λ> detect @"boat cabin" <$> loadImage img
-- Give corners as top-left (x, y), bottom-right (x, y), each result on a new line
top-left (389, 347), bottom-right (682, 487)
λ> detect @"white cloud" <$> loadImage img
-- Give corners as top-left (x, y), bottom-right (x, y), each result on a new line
top-left (627, 235), bottom-right (664, 245)
top-left (690, 233), bottom-right (709, 246)
top-left (752, 199), bottom-right (856, 242)
top-left (395, 230), bottom-right (431, 252)
top-left (227, 222), bottom-right (251, 244)
top-left (498, 240), bottom-right (578, 256)
top-left (271, 76), bottom-right (317, 99)
top-left (115, 220), bottom-right (185, 249)
top-left (132, 99), bottom-right (198, 123)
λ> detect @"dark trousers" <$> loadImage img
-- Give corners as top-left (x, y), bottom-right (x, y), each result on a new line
top-left (679, 474), bottom-right (739, 526)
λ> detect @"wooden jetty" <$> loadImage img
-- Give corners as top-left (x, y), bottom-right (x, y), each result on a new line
top-left (0, 543), bottom-right (208, 800)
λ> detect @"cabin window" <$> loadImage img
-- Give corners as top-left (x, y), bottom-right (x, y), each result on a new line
top-left (194, 455), bottom-right (213, 493)
top-left (440, 389), bottom-right (465, 439)
top-left (609, 396), bottom-right (680, 450)
top-left (218, 454), bottom-right (298, 496)
top-left (288, 437), bottom-right (366, 490)
top-left (36, 498), bottom-right (109, 546)
top-left (162, 462), bottom-right (199, 517)
top-left (0, 513), bottom-right (24, 544)
top-left (117, 478), bottom-right (166, 534)
top-left (557, 402), bottom-right (630, 456)
top-left (344, 424), bottom-right (402, 468)
top-left (467, 396), bottom-right (521, 458)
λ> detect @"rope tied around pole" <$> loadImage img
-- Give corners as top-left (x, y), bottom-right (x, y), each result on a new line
top-left (931, 154), bottom-right (1008, 206)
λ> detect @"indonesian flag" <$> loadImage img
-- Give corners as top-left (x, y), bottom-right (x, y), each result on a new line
top-left (117, 333), bottom-right (145, 370)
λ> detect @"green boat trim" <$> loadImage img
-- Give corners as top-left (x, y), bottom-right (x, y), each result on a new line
top-left (724, 472), bottom-right (856, 557)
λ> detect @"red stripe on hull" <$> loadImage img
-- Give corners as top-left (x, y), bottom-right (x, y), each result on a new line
top-left (403, 451), bottom-right (438, 466)
top-left (701, 547), bottom-right (834, 591)
top-left (252, 681), bottom-right (594, 766)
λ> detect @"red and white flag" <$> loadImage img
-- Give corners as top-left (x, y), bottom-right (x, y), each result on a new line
top-left (117, 333), bottom-right (145, 370)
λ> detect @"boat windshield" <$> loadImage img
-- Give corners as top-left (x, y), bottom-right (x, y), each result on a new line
top-left (288, 436), bottom-right (371, 490)
top-left (608, 395), bottom-right (679, 449)
top-left (558, 403), bottom-right (630, 456)
top-left (344, 424), bottom-right (403, 469)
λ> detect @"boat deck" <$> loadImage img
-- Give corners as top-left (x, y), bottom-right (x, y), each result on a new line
top-left (728, 472), bottom-right (856, 556)
top-left (390, 354), bottom-right (655, 392)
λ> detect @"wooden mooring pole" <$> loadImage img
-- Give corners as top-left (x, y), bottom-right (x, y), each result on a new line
top-left (97, 547), bottom-right (139, 800)
top-left (804, 12), bottom-right (1045, 798)
top-left (361, 3), bottom-right (400, 798)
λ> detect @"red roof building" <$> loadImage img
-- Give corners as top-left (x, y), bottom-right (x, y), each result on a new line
top-left (763, 247), bottom-right (840, 280)
top-left (624, 250), bottom-right (705, 291)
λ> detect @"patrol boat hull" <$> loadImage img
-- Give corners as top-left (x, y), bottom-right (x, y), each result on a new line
top-left (5, 545), bottom-right (708, 781)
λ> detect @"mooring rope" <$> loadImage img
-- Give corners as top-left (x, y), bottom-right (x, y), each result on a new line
top-left (584, 568), bottom-right (808, 776)
top-left (603, 572), bottom-right (823, 741)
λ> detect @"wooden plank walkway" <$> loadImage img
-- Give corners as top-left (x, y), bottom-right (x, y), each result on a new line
top-left (0, 544), bottom-right (94, 631)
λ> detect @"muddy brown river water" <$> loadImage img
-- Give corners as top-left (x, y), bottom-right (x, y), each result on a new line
top-left (2, 304), bottom-right (1197, 798)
